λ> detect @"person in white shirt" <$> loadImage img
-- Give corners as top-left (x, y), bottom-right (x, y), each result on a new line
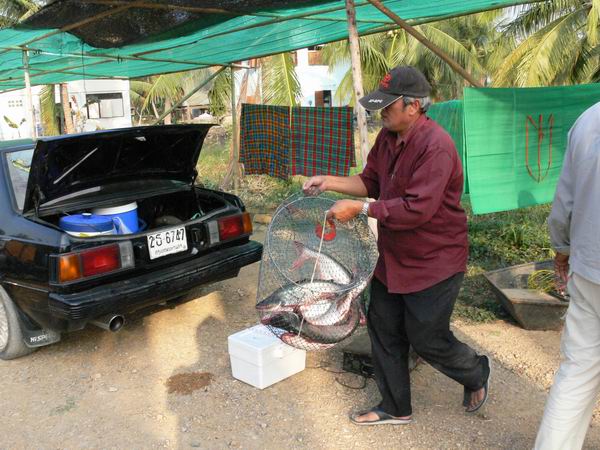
top-left (535, 102), bottom-right (600, 450)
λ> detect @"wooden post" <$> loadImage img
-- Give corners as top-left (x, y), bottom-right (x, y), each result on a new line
top-left (345, 1), bottom-right (378, 238)
top-left (231, 66), bottom-right (240, 193)
top-left (366, 0), bottom-right (483, 88)
top-left (345, 0), bottom-right (370, 168)
top-left (22, 49), bottom-right (37, 139)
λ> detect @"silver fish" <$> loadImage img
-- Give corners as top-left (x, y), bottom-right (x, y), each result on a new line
top-left (264, 302), bottom-right (360, 345)
top-left (291, 241), bottom-right (352, 284)
top-left (303, 278), bottom-right (369, 326)
top-left (256, 280), bottom-right (342, 314)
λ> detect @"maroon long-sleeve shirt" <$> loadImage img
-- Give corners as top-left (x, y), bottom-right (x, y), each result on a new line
top-left (359, 114), bottom-right (468, 294)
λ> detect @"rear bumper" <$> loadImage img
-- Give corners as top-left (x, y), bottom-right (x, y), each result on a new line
top-left (47, 240), bottom-right (262, 331)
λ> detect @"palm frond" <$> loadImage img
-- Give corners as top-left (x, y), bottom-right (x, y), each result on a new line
top-left (40, 84), bottom-right (59, 136)
top-left (208, 68), bottom-right (231, 117)
top-left (587, 0), bottom-right (600, 46)
top-left (262, 52), bottom-right (301, 107)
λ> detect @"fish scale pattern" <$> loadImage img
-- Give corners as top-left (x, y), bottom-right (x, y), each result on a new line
top-left (256, 194), bottom-right (378, 351)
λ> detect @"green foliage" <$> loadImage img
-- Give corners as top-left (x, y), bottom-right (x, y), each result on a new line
top-left (40, 84), bottom-right (60, 136)
top-left (322, 11), bottom-right (500, 102)
top-left (494, 1), bottom-right (600, 86)
top-left (261, 53), bottom-right (302, 106)
top-left (455, 201), bottom-right (554, 323)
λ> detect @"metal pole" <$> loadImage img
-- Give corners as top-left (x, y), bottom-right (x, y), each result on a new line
top-left (345, 0), bottom-right (370, 168)
top-left (366, 0), bottom-right (484, 88)
top-left (231, 66), bottom-right (240, 193)
top-left (152, 66), bottom-right (227, 125)
top-left (22, 49), bottom-right (37, 139)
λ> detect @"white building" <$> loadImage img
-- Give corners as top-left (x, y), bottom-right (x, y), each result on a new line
top-left (0, 79), bottom-right (132, 140)
top-left (294, 46), bottom-right (350, 107)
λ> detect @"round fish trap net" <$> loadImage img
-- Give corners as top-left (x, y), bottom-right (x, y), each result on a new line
top-left (256, 194), bottom-right (378, 351)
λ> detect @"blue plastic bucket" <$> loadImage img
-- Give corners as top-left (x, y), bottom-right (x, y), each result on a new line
top-left (59, 213), bottom-right (116, 237)
top-left (92, 202), bottom-right (139, 235)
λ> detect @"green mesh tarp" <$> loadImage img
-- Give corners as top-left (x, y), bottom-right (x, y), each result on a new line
top-left (427, 100), bottom-right (467, 193)
top-left (464, 84), bottom-right (600, 215)
top-left (0, 0), bottom-right (533, 91)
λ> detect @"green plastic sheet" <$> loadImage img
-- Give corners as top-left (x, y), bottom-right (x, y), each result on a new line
top-left (464, 85), bottom-right (600, 215)
top-left (0, 0), bottom-right (533, 91)
top-left (427, 100), bottom-right (467, 193)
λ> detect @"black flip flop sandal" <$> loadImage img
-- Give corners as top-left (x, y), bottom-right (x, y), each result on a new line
top-left (466, 355), bottom-right (491, 413)
top-left (350, 407), bottom-right (412, 426)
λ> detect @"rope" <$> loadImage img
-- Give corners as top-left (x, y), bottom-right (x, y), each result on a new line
top-left (298, 209), bottom-right (330, 337)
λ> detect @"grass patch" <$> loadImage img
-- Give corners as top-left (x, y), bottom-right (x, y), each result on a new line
top-left (197, 133), bottom-right (554, 324)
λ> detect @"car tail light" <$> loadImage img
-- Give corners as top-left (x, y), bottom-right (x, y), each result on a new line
top-left (208, 212), bottom-right (252, 245)
top-left (81, 245), bottom-right (120, 277)
top-left (57, 242), bottom-right (134, 283)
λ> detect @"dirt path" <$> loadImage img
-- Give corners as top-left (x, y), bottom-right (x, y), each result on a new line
top-left (2, 227), bottom-right (600, 449)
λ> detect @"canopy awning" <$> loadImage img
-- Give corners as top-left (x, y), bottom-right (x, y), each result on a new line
top-left (0, 0), bottom-right (535, 91)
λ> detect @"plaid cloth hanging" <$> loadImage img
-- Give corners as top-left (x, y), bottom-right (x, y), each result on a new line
top-left (239, 104), bottom-right (290, 179)
top-left (290, 106), bottom-right (356, 177)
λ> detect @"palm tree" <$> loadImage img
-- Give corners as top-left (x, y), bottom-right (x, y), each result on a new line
top-left (130, 68), bottom-right (232, 124)
top-left (492, 1), bottom-right (600, 86)
top-left (322, 12), bottom-right (502, 103)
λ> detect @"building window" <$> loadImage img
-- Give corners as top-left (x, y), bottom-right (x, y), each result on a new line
top-left (7, 99), bottom-right (23, 108)
top-left (86, 93), bottom-right (124, 119)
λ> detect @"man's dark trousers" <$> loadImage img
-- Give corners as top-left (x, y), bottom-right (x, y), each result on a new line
top-left (367, 273), bottom-right (488, 417)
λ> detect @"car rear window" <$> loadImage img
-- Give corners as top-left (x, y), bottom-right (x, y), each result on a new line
top-left (5, 148), bottom-right (33, 211)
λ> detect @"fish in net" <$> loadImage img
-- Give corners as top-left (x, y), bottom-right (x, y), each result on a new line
top-left (256, 193), bottom-right (378, 351)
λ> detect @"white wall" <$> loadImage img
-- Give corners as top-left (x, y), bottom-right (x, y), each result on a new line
top-left (61, 79), bottom-right (132, 132)
top-left (0, 79), bottom-right (132, 141)
top-left (0, 86), bottom-right (42, 141)
top-left (295, 48), bottom-right (350, 107)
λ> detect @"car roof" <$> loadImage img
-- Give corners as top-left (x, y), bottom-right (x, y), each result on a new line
top-left (0, 139), bottom-right (35, 152)
top-left (0, 124), bottom-right (209, 153)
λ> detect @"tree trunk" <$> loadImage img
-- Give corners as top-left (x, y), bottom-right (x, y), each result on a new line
top-left (60, 83), bottom-right (75, 134)
top-left (164, 98), bottom-right (172, 125)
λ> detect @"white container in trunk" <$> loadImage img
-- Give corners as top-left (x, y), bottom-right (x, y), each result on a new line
top-left (228, 325), bottom-right (306, 389)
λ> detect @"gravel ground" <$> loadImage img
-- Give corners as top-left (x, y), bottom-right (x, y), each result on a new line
top-left (2, 226), bottom-right (600, 449)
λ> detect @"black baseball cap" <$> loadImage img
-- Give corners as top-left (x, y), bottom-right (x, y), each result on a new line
top-left (359, 66), bottom-right (432, 111)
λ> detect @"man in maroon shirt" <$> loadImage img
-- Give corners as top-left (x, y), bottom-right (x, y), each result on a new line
top-left (303, 66), bottom-right (490, 425)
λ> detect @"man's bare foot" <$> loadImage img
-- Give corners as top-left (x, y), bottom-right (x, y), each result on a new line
top-left (466, 387), bottom-right (486, 411)
top-left (350, 407), bottom-right (413, 426)
top-left (353, 411), bottom-right (411, 423)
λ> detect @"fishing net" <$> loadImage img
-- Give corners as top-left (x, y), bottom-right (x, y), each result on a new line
top-left (256, 193), bottom-right (378, 351)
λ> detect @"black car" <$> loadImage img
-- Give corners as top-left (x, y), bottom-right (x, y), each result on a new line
top-left (0, 125), bottom-right (262, 360)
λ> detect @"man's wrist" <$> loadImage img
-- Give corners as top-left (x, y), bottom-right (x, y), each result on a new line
top-left (360, 201), bottom-right (369, 216)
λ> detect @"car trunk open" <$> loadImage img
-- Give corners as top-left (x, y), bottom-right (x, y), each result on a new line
top-left (17, 125), bottom-right (252, 287)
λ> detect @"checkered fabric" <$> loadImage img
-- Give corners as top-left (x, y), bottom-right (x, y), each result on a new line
top-left (239, 104), bottom-right (290, 179)
top-left (290, 106), bottom-right (356, 177)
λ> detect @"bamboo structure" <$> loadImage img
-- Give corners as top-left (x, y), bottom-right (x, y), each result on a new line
top-left (21, 49), bottom-right (37, 139)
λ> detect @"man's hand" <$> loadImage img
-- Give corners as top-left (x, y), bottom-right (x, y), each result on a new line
top-left (327, 199), bottom-right (363, 222)
top-left (554, 252), bottom-right (570, 294)
top-left (303, 176), bottom-right (328, 196)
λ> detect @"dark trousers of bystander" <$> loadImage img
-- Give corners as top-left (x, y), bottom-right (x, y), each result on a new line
top-left (367, 273), bottom-right (489, 417)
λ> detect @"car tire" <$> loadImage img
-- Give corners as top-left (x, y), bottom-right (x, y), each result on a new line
top-left (0, 288), bottom-right (34, 360)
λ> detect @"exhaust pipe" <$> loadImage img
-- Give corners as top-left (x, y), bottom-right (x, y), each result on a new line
top-left (90, 314), bottom-right (125, 332)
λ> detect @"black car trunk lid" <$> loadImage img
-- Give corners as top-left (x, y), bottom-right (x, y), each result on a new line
top-left (23, 124), bottom-right (213, 215)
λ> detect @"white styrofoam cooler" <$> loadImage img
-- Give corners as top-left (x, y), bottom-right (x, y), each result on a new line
top-left (228, 325), bottom-right (306, 389)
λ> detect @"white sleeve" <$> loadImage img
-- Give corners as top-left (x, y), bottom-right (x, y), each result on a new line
top-left (547, 130), bottom-right (574, 255)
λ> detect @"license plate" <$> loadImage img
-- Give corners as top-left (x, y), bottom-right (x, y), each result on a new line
top-left (147, 227), bottom-right (188, 260)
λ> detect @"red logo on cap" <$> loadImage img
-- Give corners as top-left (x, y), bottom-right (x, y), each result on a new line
top-left (380, 73), bottom-right (392, 89)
